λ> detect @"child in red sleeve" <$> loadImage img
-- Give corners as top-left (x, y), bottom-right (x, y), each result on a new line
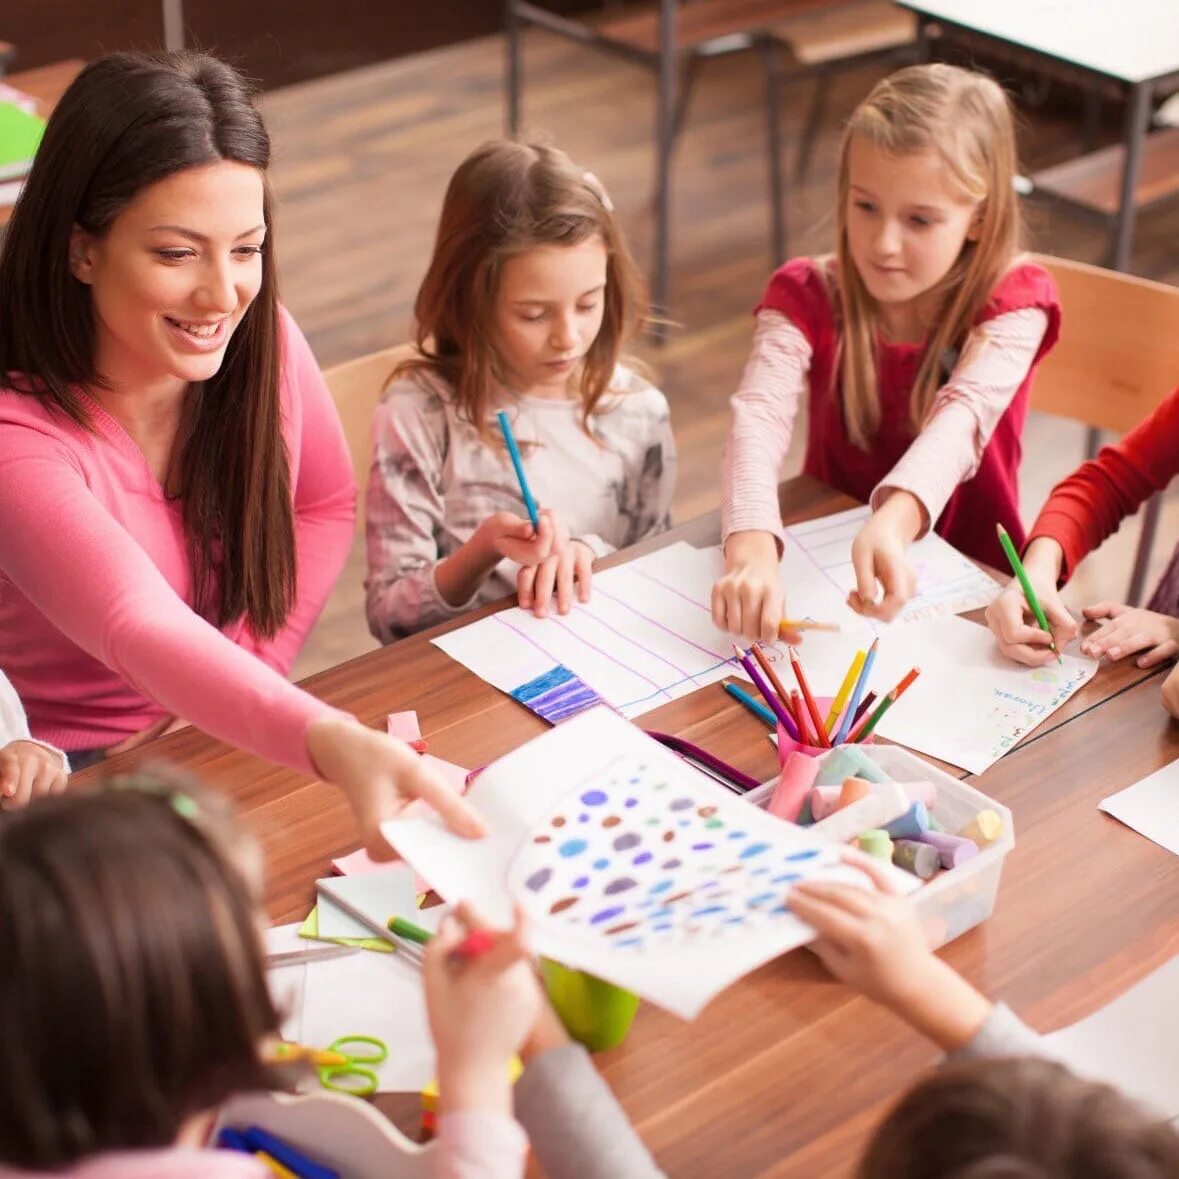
top-left (987, 386), bottom-right (1179, 716)
top-left (713, 63), bottom-right (1060, 642)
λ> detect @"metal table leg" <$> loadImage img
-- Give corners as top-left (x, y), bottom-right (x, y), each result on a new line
top-left (1111, 80), bottom-right (1152, 271)
top-left (652, 0), bottom-right (677, 337)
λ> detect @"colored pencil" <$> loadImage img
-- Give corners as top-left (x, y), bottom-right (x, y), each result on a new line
top-left (851, 691), bottom-right (877, 726)
top-left (779, 618), bottom-right (841, 637)
top-left (733, 643), bottom-right (802, 741)
top-left (834, 638), bottom-right (878, 744)
top-left (789, 647), bottom-right (830, 748)
top-left (996, 522), bottom-right (1060, 662)
top-left (751, 643), bottom-right (797, 723)
top-left (496, 409), bottom-right (541, 531)
top-left (723, 680), bottom-right (777, 728)
top-left (791, 689), bottom-right (812, 745)
top-left (824, 649), bottom-right (866, 736)
top-left (850, 668), bottom-right (920, 743)
top-left (387, 916), bottom-right (495, 961)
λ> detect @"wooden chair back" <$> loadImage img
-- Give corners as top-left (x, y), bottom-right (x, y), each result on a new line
top-left (323, 343), bottom-right (418, 536)
top-left (1029, 253), bottom-right (1179, 434)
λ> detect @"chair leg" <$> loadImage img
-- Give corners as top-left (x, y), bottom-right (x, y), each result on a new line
top-left (795, 66), bottom-right (830, 184)
top-left (1128, 493), bottom-right (1163, 607)
top-left (760, 36), bottom-right (786, 267)
top-left (670, 50), bottom-right (704, 147)
top-left (651, 0), bottom-right (677, 337)
top-left (1085, 426), bottom-right (1102, 460)
top-left (505, 0), bottom-right (522, 137)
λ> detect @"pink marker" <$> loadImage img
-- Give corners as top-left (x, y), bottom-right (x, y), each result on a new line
top-left (768, 751), bottom-right (822, 823)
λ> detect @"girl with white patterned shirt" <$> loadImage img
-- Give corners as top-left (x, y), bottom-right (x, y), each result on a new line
top-left (365, 141), bottom-right (676, 643)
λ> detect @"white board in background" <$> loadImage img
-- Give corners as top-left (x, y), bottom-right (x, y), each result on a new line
top-left (1100, 759), bottom-right (1179, 857)
top-left (1043, 955), bottom-right (1179, 1121)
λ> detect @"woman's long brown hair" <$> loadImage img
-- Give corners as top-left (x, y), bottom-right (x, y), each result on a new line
top-left (397, 140), bottom-right (646, 442)
top-left (0, 51), bottom-right (295, 635)
top-left (834, 64), bottom-right (1022, 449)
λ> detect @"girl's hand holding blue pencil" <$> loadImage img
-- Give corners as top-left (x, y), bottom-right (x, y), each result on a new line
top-left (985, 537), bottom-right (1078, 666)
top-left (787, 849), bottom-right (993, 1053)
top-left (424, 901), bottom-right (543, 1117)
top-left (517, 536), bottom-right (595, 617)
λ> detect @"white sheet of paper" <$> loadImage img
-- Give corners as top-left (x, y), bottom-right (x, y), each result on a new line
top-left (1099, 759), bottom-right (1179, 856)
top-left (1043, 956), bottom-right (1179, 1120)
top-left (871, 616), bottom-right (1096, 774)
top-left (315, 893), bottom-right (380, 941)
top-left (382, 708), bottom-right (918, 1020)
top-left (787, 506), bottom-right (1000, 624)
top-left (316, 868), bottom-right (421, 944)
top-left (298, 950), bottom-right (435, 1094)
top-left (432, 541), bottom-right (740, 719)
top-left (264, 924), bottom-right (309, 1043)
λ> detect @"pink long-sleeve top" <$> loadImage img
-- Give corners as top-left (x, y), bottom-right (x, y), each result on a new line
top-left (0, 307), bottom-right (356, 775)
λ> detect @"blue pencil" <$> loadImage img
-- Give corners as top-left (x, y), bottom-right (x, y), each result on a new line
top-left (834, 637), bottom-right (878, 744)
top-left (496, 409), bottom-right (541, 531)
top-left (723, 680), bottom-right (776, 728)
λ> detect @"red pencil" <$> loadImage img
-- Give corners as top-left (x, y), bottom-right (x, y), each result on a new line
top-left (790, 689), bottom-right (812, 745)
top-left (789, 648), bottom-right (831, 748)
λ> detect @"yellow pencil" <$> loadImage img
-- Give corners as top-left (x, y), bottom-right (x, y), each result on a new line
top-left (824, 649), bottom-right (866, 736)
top-left (254, 1152), bottom-right (298, 1179)
top-left (267, 1041), bottom-right (349, 1068)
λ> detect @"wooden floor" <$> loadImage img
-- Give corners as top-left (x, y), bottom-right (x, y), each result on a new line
top-left (259, 32), bottom-right (1179, 680)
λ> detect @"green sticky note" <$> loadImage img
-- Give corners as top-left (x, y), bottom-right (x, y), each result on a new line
top-left (0, 102), bottom-right (46, 181)
top-left (298, 905), bottom-right (392, 954)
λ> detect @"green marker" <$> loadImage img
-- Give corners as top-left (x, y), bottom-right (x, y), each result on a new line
top-left (996, 523), bottom-right (1061, 663)
top-left (387, 915), bottom-right (431, 946)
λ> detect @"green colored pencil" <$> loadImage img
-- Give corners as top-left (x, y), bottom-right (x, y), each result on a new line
top-left (387, 915), bottom-right (432, 945)
top-left (996, 523), bottom-right (1061, 662)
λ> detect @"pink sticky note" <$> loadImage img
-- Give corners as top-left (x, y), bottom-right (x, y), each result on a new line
top-left (419, 753), bottom-right (469, 796)
top-left (331, 847), bottom-right (396, 876)
top-left (387, 711), bottom-right (422, 741)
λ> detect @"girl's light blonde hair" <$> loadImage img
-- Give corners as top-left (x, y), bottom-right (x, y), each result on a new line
top-left (397, 140), bottom-right (646, 440)
top-left (835, 63), bottom-right (1021, 448)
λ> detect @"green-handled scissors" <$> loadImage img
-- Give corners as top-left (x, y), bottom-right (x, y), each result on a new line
top-left (314, 1034), bottom-right (388, 1097)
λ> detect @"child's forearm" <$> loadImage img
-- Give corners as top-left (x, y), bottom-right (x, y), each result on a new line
top-left (1021, 536), bottom-right (1065, 586)
top-left (434, 525), bottom-right (502, 607)
top-left (889, 956), bottom-right (994, 1054)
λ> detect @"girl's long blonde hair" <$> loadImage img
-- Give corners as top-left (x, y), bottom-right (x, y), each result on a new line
top-left (397, 140), bottom-right (646, 440)
top-left (835, 64), bottom-right (1021, 448)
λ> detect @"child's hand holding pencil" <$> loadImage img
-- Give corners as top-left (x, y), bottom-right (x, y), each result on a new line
top-left (986, 533), bottom-right (1078, 666)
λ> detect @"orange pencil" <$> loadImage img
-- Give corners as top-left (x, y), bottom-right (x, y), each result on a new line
top-left (751, 644), bottom-right (796, 724)
top-left (789, 648), bottom-right (830, 748)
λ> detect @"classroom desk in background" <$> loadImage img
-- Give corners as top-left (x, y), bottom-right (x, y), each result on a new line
top-left (72, 475), bottom-right (1179, 1178)
top-left (0, 58), bottom-right (84, 231)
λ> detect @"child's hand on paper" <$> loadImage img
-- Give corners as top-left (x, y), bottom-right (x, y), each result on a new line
top-left (787, 849), bottom-right (992, 1052)
top-left (847, 493), bottom-right (921, 622)
top-left (305, 717), bottom-right (485, 861)
top-left (517, 539), bottom-right (594, 617)
top-left (425, 902), bottom-right (541, 1116)
top-left (1079, 602), bottom-right (1179, 667)
top-left (712, 530), bottom-right (799, 644)
top-left (985, 537), bottom-right (1077, 665)
top-left (0, 740), bottom-right (68, 810)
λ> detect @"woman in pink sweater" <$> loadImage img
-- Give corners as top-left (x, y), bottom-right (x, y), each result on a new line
top-left (0, 51), bottom-right (479, 850)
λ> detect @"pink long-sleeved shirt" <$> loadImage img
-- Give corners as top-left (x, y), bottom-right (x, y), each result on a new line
top-left (0, 308), bottom-right (356, 776)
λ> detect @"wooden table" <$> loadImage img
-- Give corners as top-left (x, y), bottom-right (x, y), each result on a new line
top-left (897, 0), bottom-right (1179, 273)
top-left (0, 58), bottom-right (84, 230)
top-left (74, 475), bottom-right (1179, 1177)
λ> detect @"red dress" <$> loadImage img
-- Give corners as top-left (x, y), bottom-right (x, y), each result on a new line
top-left (758, 257), bottom-right (1062, 571)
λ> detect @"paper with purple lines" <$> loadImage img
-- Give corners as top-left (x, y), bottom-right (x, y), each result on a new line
top-left (432, 542), bottom-right (743, 719)
top-left (381, 709), bottom-right (916, 1019)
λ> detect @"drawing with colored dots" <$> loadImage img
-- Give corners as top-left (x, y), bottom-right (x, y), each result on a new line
top-left (381, 707), bottom-right (919, 1019)
top-left (509, 758), bottom-right (838, 951)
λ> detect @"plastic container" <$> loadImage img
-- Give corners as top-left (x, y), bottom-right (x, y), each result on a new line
top-left (539, 957), bottom-right (641, 1051)
top-left (746, 743), bottom-right (1015, 951)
